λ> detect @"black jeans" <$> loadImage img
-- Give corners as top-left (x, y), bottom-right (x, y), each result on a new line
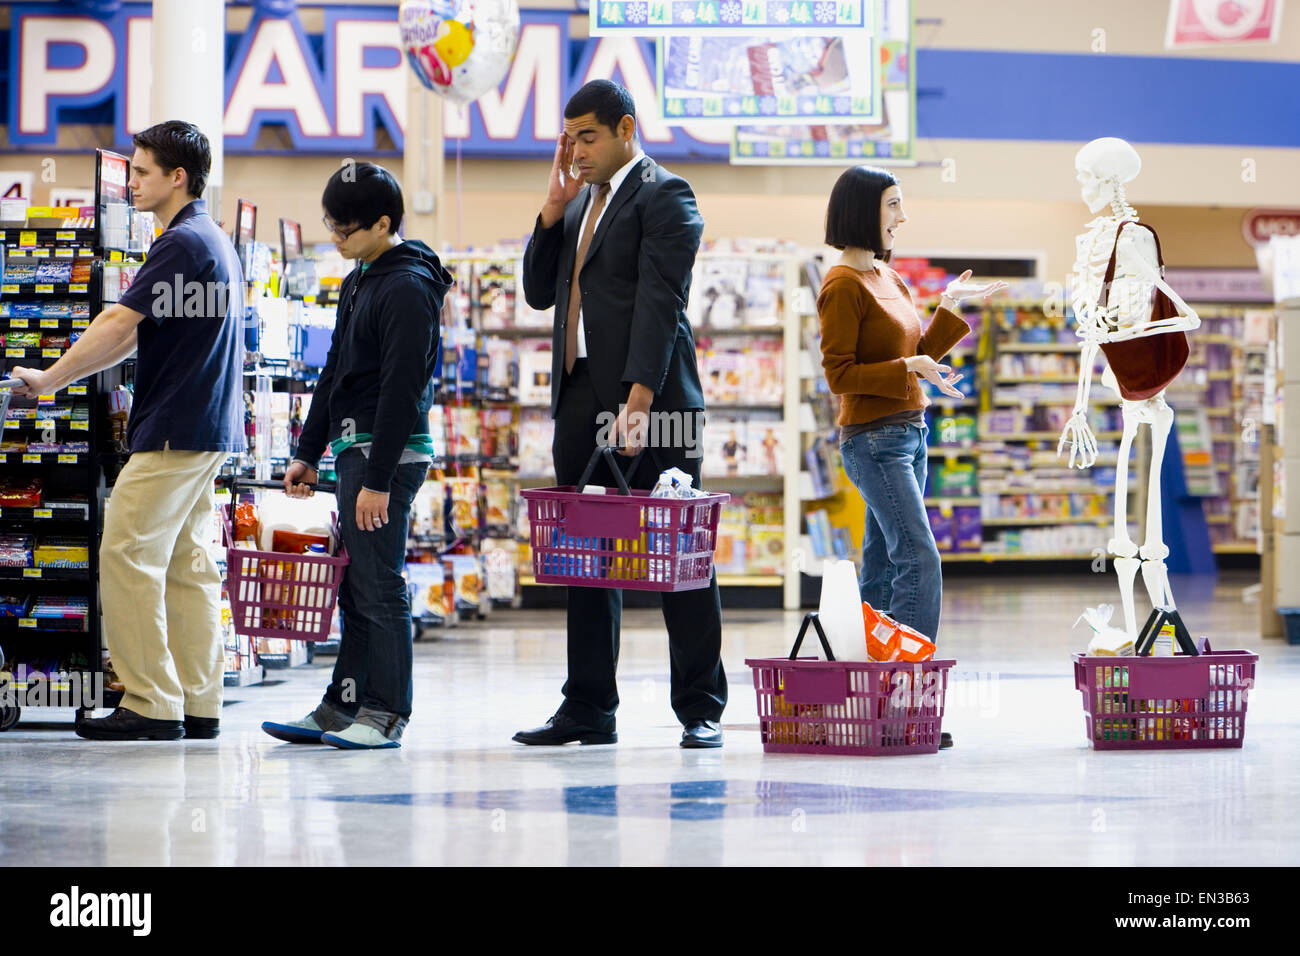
top-left (323, 449), bottom-right (428, 732)
top-left (550, 360), bottom-right (728, 731)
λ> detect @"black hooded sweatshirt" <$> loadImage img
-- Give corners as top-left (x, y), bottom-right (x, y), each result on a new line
top-left (295, 239), bottom-right (452, 493)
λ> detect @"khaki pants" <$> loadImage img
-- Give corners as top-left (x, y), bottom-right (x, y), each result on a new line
top-left (100, 445), bottom-right (229, 721)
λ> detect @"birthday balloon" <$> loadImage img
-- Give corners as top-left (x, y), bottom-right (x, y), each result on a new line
top-left (399, 0), bottom-right (520, 106)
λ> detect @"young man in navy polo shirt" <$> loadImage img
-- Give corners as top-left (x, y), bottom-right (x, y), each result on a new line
top-left (12, 121), bottom-right (245, 741)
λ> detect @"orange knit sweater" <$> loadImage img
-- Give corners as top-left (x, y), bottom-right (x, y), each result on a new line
top-left (816, 264), bottom-right (971, 427)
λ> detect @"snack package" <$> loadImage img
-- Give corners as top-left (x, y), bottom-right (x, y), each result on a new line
top-left (0, 477), bottom-right (43, 508)
top-left (406, 561), bottom-right (446, 621)
top-left (890, 618), bottom-right (937, 662)
top-left (233, 501), bottom-right (259, 545)
top-left (0, 594), bottom-right (30, 616)
top-left (448, 554), bottom-right (480, 610)
top-left (6, 332), bottom-right (42, 348)
top-left (34, 536), bottom-right (90, 569)
top-left (271, 529), bottom-right (331, 554)
top-left (35, 260), bottom-right (73, 282)
top-left (862, 602), bottom-right (901, 661)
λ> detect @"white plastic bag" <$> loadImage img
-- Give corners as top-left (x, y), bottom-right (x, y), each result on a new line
top-left (816, 559), bottom-right (869, 661)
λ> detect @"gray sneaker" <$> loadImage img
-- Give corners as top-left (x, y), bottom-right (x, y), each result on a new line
top-left (261, 713), bottom-right (328, 744)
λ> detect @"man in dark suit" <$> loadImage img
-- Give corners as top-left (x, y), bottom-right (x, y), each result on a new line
top-left (515, 80), bottom-right (727, 749)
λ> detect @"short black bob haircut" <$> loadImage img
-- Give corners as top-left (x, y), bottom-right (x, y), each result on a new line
top-left (824, 165), bottom-right (900, 262)
top-left (133, 121), bottom-right (211, 199)
top-left (321, 161), bottom-right (404, 234)
top-left (564, 79), bottom-right (636, 136)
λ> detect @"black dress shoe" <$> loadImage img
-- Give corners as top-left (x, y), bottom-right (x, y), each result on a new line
top-left (184, 715), bottom-right (219, 739)
top-left (76, 708), bottom-right (184, 741)
top-left (512, 713), bottom-right (616, 746)
top-left (681, 718), bottom-right (723, 749)
top-left (940, 732), bottom-right (954, 749)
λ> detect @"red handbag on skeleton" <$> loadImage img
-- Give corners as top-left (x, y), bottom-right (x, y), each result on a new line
top-left (1096, 221), bottom-right (1189, 402)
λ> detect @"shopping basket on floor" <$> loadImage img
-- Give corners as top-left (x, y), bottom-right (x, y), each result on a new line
top-left (745, 612), bottom-right (956, 756)
top-left (519, 446), bottom-right (728, 592)
top-left (220, 478), bottom-right (349, 642)
top-left (1073, 638), bottom-right (1257, 750)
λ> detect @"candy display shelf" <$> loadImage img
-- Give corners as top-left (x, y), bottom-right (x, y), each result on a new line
top-left (0, 152), bottom-right (132, 728)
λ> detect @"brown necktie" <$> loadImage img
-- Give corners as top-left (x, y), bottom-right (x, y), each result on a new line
top-left (565, 183), bottom-right (611, 374)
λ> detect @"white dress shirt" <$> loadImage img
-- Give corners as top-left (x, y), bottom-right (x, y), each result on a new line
top-left (574, 149), bottom-right (646, 358)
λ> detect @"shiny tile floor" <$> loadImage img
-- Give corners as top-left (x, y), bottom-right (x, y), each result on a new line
top-left (1, 571), bottom-right (1296, 866)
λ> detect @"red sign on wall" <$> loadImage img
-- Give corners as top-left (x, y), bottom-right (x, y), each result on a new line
top-left (1165, 0), bottom-right (1284, 47)
top-left (1243, 208), bottom-right (1300, 246)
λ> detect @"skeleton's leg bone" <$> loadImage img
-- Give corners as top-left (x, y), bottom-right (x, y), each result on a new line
top-left (1113, 556), bottom-right (1143, 638)
top-left (1141, 558), bottom-right (1175, 612)
top-left (1109, 403), bottom-right (1141, 558)
top-left (1138, 397), bottom-right (1174, 562)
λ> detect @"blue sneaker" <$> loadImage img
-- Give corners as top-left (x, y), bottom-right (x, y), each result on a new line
top-left (320, 723), bottom-right (401, 750)
top-left (261, 713), bottom-right (328, 744)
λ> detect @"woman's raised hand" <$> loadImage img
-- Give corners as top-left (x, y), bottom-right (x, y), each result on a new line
top-left (944, 269), bottom-right (1009, 303)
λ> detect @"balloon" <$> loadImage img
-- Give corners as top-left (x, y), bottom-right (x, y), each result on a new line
top-left (399, 0), bottom-right (520, 106)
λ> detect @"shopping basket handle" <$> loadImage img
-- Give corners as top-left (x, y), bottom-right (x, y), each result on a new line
top-left (789, 612), bottom-right (836, 662)
top-left (0, 378), bottom-right (26, 390)
top-left (228, 476), bottom-right (339, 495)
top-left (576, 445), bottom-right (644, 496)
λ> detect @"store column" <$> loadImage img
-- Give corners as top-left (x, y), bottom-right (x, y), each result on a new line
top-left (401, 70), bottom-right (444, 245)
top-left (149, 0), bottom-right (225, 213)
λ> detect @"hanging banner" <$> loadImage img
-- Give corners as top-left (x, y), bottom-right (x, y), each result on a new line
top-left (658, 32), bottom-right (878, 125)
top-left (1165, 0), bottom-right (1284, 48)
top-left (730, 0), bottom-right (911, 164)
top-left (591, 0), bottom-right (872, 36)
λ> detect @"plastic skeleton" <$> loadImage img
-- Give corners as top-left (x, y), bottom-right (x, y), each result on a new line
top-left (1059, 138), bottom-right (1200, 640)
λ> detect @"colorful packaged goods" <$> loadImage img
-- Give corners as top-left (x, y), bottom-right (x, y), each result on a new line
top-left (34, 536), bottom-right (90, 569)
top-left (0, 477), bottom-right (43, 508)
top-left (0, 595), bottom-right (29, 616)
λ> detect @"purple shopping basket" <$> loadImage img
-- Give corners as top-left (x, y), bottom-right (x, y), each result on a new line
top-left (520, 447), bottom-right (729, 593)
top-left (745, 612), bottom-right (956, 756)
top-left (1073, 639), bottom-right (1258, 750)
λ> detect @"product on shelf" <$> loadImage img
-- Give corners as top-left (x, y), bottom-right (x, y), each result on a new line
top-left (446, 553), bottom-right (481, 610)
top-left (30, 595), bottom-right (89, 620)
top-left (483, 477), bottom-right (513, 531)
top-left (0, 477), bottom-right (43, 508)
top-left (480, 407), bottom-right (515, 461)
top-left (33, 536), bottom-right (89, 569)
top-left (517, 342), bottom-right (553, 406)
top-left (406, 561), bottom-right (447, 621)
top-left (0, 594), bottom-right (29, 616)
top-left (448, 477), bottom-right (480, 533)
top-left (518, 409), bottom-right (554, 477)
top-left (743, 412), bottom-right (783, 476)
top-left (482, 538), bottom-right (518, 601)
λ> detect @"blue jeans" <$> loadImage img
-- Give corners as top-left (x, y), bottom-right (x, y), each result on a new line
top-left (840, 424), bottom-right (943, 642)
top-left (322, 449), bottom-right (428, 736)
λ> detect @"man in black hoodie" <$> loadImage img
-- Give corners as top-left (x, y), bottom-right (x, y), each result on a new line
top-left (262, 162), bottom-right (451, 750)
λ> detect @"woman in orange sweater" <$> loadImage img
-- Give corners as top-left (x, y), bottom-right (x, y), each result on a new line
top-left (817, 166), bottom-right (1005, 648)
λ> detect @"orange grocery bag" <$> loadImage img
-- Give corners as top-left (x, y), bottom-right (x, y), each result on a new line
top-left (861, 602), bottom-right (937, 662)
top-left (862, 602), bottom-right (900, 661)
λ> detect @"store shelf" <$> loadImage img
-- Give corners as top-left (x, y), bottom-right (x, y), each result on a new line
top-left (0, 453), bottom-right (89, 466)
top-left (1213, 543), bottom-right (1258, 554)
top-left (0, 567), bottom-right (90, 582)
top-left (2, 227), bottom-right (97, 245)
top-left (925, 497), bottom-right (980, 506)
top-left (984, 431), bottom-right (1123, 441)
top-left (0, 616), bottom-right (89, 635)
top-left (996, 376), bottom-right (1085, 385)
top-left (928, 448), bottom-right (977, 458)
top-left (981, 516), bottom-right (1110, 526)
top-left (998, 342), bottom-right (1078, 352)
top-left (0, 284), bottom-right (90, 298)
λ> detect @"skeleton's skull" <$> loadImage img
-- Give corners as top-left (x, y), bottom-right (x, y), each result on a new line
top-left (1074, 137), bottom-right (1142, 214)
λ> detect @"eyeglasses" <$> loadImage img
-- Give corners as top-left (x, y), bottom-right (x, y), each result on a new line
top-left (322, 216), bottom-right (363, 240)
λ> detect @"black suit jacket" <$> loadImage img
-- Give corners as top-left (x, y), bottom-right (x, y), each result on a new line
top-left (521, 156), bottom-right (706, 418)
